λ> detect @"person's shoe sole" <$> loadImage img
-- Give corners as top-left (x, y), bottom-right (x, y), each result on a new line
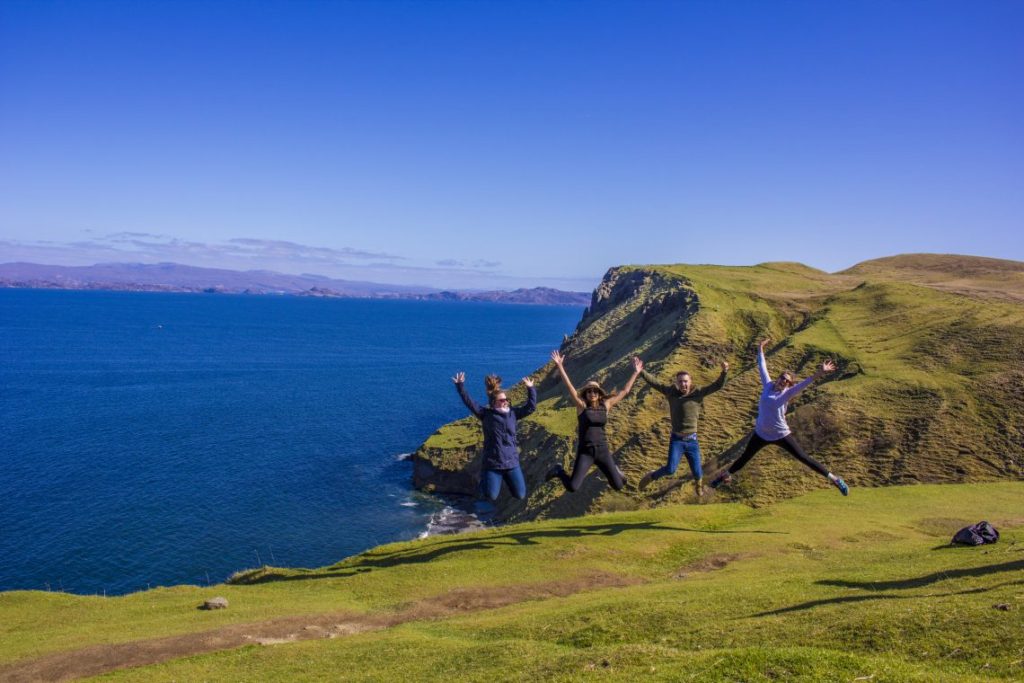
top-left (545, 466), bottom-right (562, 483)
top-left (834, 478), bottom-right (849, 496)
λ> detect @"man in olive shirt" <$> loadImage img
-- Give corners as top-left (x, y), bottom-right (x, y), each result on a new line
top-left (638, 360), bottom-right (728, 496)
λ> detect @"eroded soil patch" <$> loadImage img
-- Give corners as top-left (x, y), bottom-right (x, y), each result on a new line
top-left (0, 571), bottom-right (640, 682)
top-left (673, 553), bottom-right (746, 579)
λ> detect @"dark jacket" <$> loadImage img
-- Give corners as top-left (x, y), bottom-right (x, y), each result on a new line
top-left (455, 382), bottom-right (537, 469)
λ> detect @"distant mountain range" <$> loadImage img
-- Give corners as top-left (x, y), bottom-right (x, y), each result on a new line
top-left (0, 261), bottom-right (591, 305)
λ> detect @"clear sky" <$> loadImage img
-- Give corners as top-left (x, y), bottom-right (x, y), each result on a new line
top-left (1, 0), bottom-right (1021, 290)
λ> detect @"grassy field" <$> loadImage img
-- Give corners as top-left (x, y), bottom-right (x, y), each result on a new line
top-left (1, 482), bottom-right (1022, 681)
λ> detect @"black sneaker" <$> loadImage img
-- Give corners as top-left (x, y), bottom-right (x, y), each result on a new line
top-left (545, 466), bottom-right (563, 483)
top-left (638, 472), bottom-right (655, 491)
top-left (710, 471), bottom-right (733, 489)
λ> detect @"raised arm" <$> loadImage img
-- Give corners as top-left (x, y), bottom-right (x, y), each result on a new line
top-left (756, 339), bottom-right (772, 386)
top-left (513, 378), bottom-right (537, 419)
top-left (606, 357), bottom-right (644, 409)
top-left (551, 350), bottom-right (586, 410)
top-left (452, 371), bottom-right (483, 418)
top-left (785, 359), bottom-right (836, 399)
top-left (639, 366), bottom-right (672, 395)
top-left (699, 360), bottom-right (729, 397)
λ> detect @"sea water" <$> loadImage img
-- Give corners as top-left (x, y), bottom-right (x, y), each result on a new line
top-left (0, 289), bottom-right (583, 594)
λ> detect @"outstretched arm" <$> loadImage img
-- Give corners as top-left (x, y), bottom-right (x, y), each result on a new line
top-left (700, 360), bottom-right (729, 396)
top-left (606, 357), bottom-right (644, 409)
top-left (785, 359), bottom-right (836, 399)
top-left (551, 350), bottom-right (586, 410)
top-left (513, 378), bottom-right (537, 419)
top-left (639, 366), bottom-right (672, 395)
top-left (452, 372), bottom-right (483, 417)
top-left (756, 339), bottom-right (772, 386)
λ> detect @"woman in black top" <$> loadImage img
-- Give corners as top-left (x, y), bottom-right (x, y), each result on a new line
top-left (545, 351), bottom-right (643, 492)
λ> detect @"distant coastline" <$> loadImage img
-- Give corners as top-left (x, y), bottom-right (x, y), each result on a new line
top-left (0, 261), bottom-right (592, 306)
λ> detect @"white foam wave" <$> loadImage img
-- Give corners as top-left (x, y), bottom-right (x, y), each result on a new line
top-left (419, 505), bottom-right (485, 538)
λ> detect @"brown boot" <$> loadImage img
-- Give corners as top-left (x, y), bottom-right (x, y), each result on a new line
top-left (694, 479), bottom-right (705, 497)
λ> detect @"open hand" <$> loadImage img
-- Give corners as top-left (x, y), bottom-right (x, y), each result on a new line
top-left (632, 356), bottom-right (644, 373)
top-left (820, 359), bottom-right (836, 374)
top-left (721, 360), bottom-right (730, 372)
top-left (758, 338), bottom-right (771, 350)
top-left (551, 350), bottom-right (565, 366)
top-left (523, 377), bottom-right (535, 388)
top-left (452, 371), bottom-right (465, 384)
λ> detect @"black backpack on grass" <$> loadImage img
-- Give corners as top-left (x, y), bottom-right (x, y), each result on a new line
top-left (952, 521), bottom-right (999, 546)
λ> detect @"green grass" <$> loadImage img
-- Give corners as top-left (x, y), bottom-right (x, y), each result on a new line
top-left (423, 417), bottom-right (480, 449)
top-left (2, 483), bottom-right (1022, 681)
top-left (526, 397), bottom-right (579, 438)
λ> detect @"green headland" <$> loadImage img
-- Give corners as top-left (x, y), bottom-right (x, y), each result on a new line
top-left (415, 253), bottom-right (1024, 519)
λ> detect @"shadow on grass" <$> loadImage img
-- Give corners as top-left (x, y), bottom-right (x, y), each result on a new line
top-left (817, 558), bottom-right (1024, 591)
top-left (231, 520), bottom-right (785, 585)
top-left (752, 578), bottom-right (1024, 617)
top-left (929, 543), bottom-right (1005, 551)
top-left (751, 558), bottom-right (1024, 617)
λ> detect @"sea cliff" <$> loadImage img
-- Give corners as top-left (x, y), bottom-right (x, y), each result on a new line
top-left (412, 255), bottom-right (1024, 522)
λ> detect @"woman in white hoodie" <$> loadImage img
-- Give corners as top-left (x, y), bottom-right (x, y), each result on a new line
top-left (710, 338), bottom-right (849, 495)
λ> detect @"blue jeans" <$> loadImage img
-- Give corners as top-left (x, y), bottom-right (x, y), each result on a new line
top-left (652, 433), bottom-right (702, 481)
top-left (481, 466), bottom-right (527, 501)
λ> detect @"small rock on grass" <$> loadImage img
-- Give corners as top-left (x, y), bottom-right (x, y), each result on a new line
top-left (993, 603), bottom-right (1011, 611)
top-left (201, 597), bottom-right (229, 610)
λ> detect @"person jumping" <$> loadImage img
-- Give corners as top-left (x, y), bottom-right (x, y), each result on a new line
top-left (637, 359), bottom-right (729, 497)
top-left (453, 372), bottom-right (537, 501)
top-left (545, 351), bottom-right (642, 492)
top-left (710, 338), bottom-right (848, 495)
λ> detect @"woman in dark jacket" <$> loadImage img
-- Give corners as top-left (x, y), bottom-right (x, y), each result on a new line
top-left (452, 372), bottom-right (537, 500)
top-left (545, 351), bottom-right (643, 492)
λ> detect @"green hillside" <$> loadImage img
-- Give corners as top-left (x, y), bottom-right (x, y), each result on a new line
top-left (414, 255), bottom-right (1024, 521)
top-left (0, 483), bottom-right (1021, 681)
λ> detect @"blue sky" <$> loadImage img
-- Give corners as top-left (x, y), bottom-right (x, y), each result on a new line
top-left (1, 0), bottom-right (1021, 290)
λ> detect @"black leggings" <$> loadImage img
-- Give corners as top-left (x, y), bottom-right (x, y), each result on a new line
top-left (728, 432), bottom-right (830, 477)
top-left (557, 445), bottom-right (626, 492)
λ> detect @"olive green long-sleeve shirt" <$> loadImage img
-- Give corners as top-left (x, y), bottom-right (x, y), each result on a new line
top-left (641, 369), bottom-right (727, 435)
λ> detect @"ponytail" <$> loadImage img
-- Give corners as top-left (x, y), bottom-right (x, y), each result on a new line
top-left (484, 374), bottom-right (503, 403)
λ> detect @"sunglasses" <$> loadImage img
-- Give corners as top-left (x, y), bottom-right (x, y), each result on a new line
top-left (496, 398), bottom-right (510, 404)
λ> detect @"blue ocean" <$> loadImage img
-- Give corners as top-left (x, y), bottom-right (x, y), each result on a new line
top-left (0, 289), bottom-right (583, 595)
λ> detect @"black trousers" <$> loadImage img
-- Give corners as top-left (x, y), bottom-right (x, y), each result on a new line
top-left (557, 445), bottom-right (626, 492)
top-left (727, 431), bottom-right (830, 477)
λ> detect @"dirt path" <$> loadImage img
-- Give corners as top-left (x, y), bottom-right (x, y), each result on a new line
top-left (0, 571), bottom-right (640, 682)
